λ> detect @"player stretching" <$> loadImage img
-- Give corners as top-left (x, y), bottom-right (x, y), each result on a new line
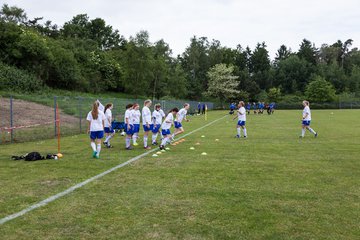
top-left (142, 99), bottom-right (153, 150)
top-left (160, 108), bottom-right (179, 150)
top-left (87, 101), bottom-right (106, 158)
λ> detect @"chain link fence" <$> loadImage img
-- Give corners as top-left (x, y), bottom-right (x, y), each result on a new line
top-left (0, 94), bottom-right (214, 144)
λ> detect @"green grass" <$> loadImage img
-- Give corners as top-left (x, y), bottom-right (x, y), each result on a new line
top-left (0, 110), bottom-right (359, 239)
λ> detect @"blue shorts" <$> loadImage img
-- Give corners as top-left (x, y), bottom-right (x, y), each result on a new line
top-left (90, 130), bottom-right (104, 140)
top-left (174, 121), bottom-right (182, 129)
top-left (143, 124), bottom-right (153, 132)
top-left (302, 120), bottom-right (311, 126)
top-left (152, 124), bottom-right (161, 133)
top-left (133, 124), bottom-right (140, 133)
top-left (125, 124), bottom-right (134, 135)
top-left (162, 129), bottom-right (171, 135)
top-left (237, 120), bottom-right (246, 126)
top-left (104, 127), bottom-right (115, 133)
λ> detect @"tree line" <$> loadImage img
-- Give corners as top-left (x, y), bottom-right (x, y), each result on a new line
top-left (1, 4), bottom-right (360, 103)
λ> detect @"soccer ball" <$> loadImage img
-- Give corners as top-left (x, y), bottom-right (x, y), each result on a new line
top-left (120, 131), bottom-right (126, 136)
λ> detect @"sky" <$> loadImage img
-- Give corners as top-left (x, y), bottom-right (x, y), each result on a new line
top-left (4, 0), bottom-right (360, 59)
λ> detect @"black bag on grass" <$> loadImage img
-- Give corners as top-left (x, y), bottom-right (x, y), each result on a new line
top-left (12, 152), bottom-right (44, 161)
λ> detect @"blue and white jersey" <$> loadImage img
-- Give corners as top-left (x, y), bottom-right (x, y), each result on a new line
top-left (161, 113), bottom-right (173, 130)
top-left (237, 107), bottom-right (246, 121)
top-left (176, 108), bottom-right (187, 123)
top-left (142, 106), bottom-right (152, 125)
top-left (152, 110), bottom-right (163, 125)
top-left (303, 106), bottom-right (311, 121)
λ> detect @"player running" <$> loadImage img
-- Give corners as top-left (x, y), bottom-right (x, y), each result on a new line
top-left (172, 103), bottom-right (190, 140)
top-left (160, 108), bottom-right (179, 150)
top-left (151, 104), bottom-right (164, 145)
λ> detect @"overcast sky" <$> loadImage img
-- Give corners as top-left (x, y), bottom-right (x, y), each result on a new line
top-left (4, 0), bottom-right (360, 59)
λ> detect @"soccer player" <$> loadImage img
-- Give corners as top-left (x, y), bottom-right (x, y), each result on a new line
top-left (151, 104), bottom-right (163, 145)
top-left (300, 100), bottom-right (318, 138)
top-left (246, 102), bottom-right (251, 115)
top-left (142, 99), bottom-right (153, 150)
top-left (233, 101), bottom-right (247, 138)
top-left (172, 103), bottom-right (190, 139)
top-left (87, 101), bottom-right (106, 158)
top-left (160, 108), bottom-right (179, 150)
top-left (131, 103), bottom-right (141, 146)
top-left (103, 103), bottom-right (115, 148)
top-left (124, 104), bottom-right (134, 150)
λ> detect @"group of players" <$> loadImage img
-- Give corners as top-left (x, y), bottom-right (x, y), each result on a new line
top-left (231, 100), bottom-right (318, 140)
top-left (86, 100), bottom-right (190, 159)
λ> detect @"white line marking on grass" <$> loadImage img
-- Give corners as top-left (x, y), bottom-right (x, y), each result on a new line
top-left (0, 114), bottom-right (228, 225)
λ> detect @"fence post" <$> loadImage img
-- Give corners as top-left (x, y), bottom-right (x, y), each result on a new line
top-left (10, 96), bottom-right (13, 143)
top-left (54, 96), bottom-right (57, 137)
top-left (79, 97), bottom-right (82, 133)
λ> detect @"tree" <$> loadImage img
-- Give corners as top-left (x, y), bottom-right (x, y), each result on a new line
top-left (250, 42), bottom-right (271, 89)
top-left (268, 87), bottom-right (281, 102)
top-left (0, 4), bottom-right (27, 24)
top-left (206, 64), bottom-right (240, 104)
top-left (305, 76), bottom-right (336, 102)
top-left (297, 39), bottom-right (318, 65)
top-left (274, 44), bottom-right (291, 66)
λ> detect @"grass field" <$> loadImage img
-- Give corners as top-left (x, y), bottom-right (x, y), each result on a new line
top-left (0, 110), bottom-right (359, 239)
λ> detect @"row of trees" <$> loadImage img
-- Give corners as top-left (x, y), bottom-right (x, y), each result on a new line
top-left (1, 4), bottom-right (360, 103)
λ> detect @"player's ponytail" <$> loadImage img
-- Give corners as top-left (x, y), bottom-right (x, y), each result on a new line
top-left (92, 101), bottom-right (99, 120)
top-left (104, 103), bottom-right (113, 114)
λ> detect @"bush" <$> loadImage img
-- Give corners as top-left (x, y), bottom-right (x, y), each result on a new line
top-left (305, 75), bottom-right (336, 102)
top-left (0, 62), bottom-right (45, 92)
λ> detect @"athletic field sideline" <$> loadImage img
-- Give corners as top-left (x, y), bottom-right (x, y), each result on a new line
top-left (1, 110), bottom-right (359, 239)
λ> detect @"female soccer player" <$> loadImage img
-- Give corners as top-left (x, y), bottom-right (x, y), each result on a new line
top-left (300, 100), bottom-right (318, 138)
top-left (151, 104), bottom-right (163, 145)
top-left (233, 101), bottom-right (247, 138)
top-left (172, 103), bottom-right (190, 139)
top-left (160, 108), bottom-right (179, 150)
top-left (142, 99), bottom-right (153, 150)
top-left (131, 103), bottom-right (141, 146)
top-left (124, 104), bottom-right (134, 150)
top-left (87, 101), bottom-right (106, 158)
top-left (103, 103), bottom-right (115, 148)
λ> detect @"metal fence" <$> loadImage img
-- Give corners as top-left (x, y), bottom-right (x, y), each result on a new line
top-left (0, 95), bottom-right (214, 144)
top-left (275, 101), bottom-right (360, 109)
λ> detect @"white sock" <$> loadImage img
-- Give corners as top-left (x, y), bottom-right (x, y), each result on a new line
top-left (308, 128), bottom-right (316, 135)
top-left (237, 128), bottom-right (241, 136)
top-left (161, 137), bottom-right (168, 146)
top-left (105, 135), bottom-right (112, 144)
top-left (96, 144), bottom-right (101, 156)
top-left (152, 133), bottom-right (158, 143)
top-left (126, 137), bottom-right (131, 148)
top-left (301, 128), bottom-right (306, 137)
top-left (171, 133), bottom-right (175, 139)
top-left (132, 134), bottom-right (137, 143)
top-left (144, 136), bottom-right (148, 147)
top-left (91, 142), bottom-right (96, 152)
top-left (243, 128), bottom-right (247, 137)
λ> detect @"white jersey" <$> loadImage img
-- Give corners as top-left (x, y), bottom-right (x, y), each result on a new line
top-left (142, 106), bottom-right (152, 125)
top-left (303, 106), bottom-right (311, 121)
top-left (152, 110), bottom-right (163, 125)
top-left (132, 109), bottom-right (141, 124)
top-left (124, 109), bottom-right (132, 124)
top-left (104, 109), bottom-right (112, 128)
top-left (159, 109), bottom-right (165, 118)
top-left (176, 108), bottom-right (187, 123)
top-left (237, 107), bottom-right (246, 121)
top-left (87, 110), bottom-right (106, 131)
top-left (161, 113), bottom-right (174, 130)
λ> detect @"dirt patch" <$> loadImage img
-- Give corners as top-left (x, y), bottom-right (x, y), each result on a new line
top-left (0, 98), bottom-right (79, 129)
